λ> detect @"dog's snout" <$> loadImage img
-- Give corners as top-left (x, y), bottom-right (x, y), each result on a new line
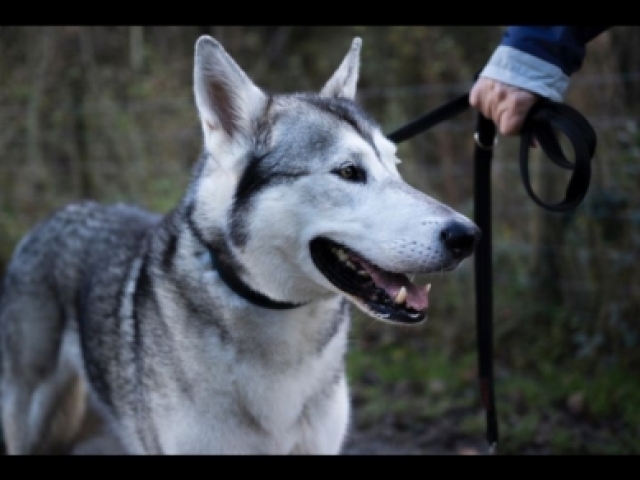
top-left (440, 221), bottom-right (481, 259)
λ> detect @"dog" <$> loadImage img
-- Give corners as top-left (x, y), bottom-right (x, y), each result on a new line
top-left (0, 35), bottom-right (480, 454)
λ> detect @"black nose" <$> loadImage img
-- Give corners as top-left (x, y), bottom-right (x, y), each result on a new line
top-left (440, 221), bottom-right (481, 259)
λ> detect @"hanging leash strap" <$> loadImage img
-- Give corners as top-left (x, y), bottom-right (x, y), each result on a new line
top-left (386, 89), bottom-right (597, 455)
top-left (473, 112), bottom-right (498, 454)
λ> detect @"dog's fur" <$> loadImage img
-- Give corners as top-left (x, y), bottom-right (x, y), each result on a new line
top-left (0, 36), bottom-right (480, 454)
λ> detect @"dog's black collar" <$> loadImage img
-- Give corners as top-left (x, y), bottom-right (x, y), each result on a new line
top-left (207, 247), bottom-right (305, 310)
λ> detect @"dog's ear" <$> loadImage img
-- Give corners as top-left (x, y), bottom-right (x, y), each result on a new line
top-left (320, 37), bottom-right (361, 100)
top-left (194, 36), bottom-right (267, 144)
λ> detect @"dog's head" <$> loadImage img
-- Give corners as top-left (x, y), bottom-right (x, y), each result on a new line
top-left (187, 35), bottom-right (480, 324)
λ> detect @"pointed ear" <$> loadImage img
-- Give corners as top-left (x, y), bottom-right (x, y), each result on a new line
top-left (193, 35), bottom-right (266, 142)
top-left (320, 37), bottom-right (362, 100)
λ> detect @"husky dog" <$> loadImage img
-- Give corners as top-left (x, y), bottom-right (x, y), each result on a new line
top-left (0, 36), bottom-right (480, 454)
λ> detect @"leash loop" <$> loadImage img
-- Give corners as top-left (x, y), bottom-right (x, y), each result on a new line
top-left (388, 95), bottom-right (597, 214)
top-left (519, 99), bottom-right (597, 212)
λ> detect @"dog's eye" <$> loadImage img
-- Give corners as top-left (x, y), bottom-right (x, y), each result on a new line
top-left (334, 165), bottom-right (365, 183)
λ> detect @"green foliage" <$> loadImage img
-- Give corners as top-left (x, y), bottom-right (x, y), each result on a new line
top-left (348, 324), bottom-right (640, 453)
top-left (347, 333), bottom-right (479, 425)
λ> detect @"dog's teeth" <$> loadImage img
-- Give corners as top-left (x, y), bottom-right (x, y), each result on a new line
top-left (426, 283), bottom-right (431, 293)
top-left (357, 269), bottom-right (368, 277)
top-left (336, 249), bottom-right (348, 262)
top-left (394, 286), bottom-right (407, 304)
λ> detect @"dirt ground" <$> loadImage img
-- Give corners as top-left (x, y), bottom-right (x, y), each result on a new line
top-left (342, 407), bottom-right (636, 455)
top-left (1, 407), bottom-right (633, 455)
top-left (342, 417), bottom-right (490, 455)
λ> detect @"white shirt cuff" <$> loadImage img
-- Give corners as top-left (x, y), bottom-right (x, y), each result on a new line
top-left (479, 45), bottom-right (570, 102)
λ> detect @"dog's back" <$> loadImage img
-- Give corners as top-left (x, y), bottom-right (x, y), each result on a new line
top-left (3, 201), bottom-right (158, 303)
top-left (0, 201), bottom-right (159, 454)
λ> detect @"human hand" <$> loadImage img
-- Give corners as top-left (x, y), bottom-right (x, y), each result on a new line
top-left (469, 76), bottom-right (540, 136)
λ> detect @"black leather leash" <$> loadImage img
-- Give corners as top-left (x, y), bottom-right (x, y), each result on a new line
top-left (387, 90), bottom-right (597, 454)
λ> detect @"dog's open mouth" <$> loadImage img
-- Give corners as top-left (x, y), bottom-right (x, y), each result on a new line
top-left (309, 237), bottom-right (429, 324)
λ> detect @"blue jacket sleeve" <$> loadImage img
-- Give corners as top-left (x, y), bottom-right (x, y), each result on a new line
top-left (479, 26), bottom-right (610, 101)
top-left (501, 26), bottom-right (610, 76)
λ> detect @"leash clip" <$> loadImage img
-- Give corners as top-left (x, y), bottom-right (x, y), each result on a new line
top-left (474, 131), bottom-right (498, 150)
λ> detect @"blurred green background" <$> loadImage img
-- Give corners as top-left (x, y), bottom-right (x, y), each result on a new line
top-left (1, 26), bottom-right (639, 454)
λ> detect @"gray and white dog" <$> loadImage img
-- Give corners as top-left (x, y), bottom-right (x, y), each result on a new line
top-left (0, 35), bottom-right (480, 454)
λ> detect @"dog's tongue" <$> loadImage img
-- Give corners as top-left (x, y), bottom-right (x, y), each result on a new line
top-left (360, 263), bottom-right (428, 311)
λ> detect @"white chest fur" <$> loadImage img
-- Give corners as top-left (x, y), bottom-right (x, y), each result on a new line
top-left (149, 290), bottom-right (351, 454)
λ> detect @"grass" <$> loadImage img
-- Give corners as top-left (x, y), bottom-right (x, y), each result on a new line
top-left (346, 329), bottom-right (640, 454)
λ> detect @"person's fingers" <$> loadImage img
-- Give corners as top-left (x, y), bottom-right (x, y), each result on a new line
top-left (469, 77), bottom-right (492, 116)
top-left (470, 77), bottom-right (540, 136)
top-left (493, 82), bottom-right (524, 135)
top-left (506, 90), bottom-right (538, 134)
top-left (469, 78), bottom-right (483, 107)
top-left (497, 103), bottom-right (523, 136)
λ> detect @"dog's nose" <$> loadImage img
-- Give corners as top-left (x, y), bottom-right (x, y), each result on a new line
top-left (440, 221), bottom-right (481, 259)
